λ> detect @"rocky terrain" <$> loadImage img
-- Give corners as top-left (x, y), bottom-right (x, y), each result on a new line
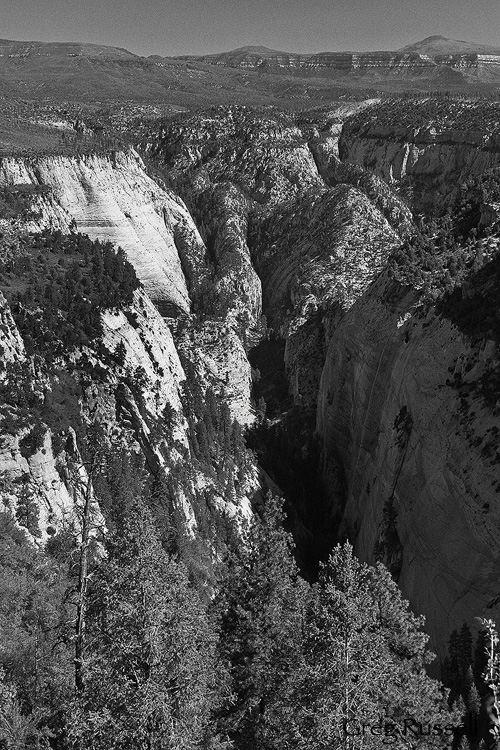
top-left (1, 91), bottom-right (500, 666)
top-left (317, 269), bottom-right (500, 652)
top-left (338, 98), bottom-right (500, 211)
top-left (180, 36), bottom-right (500, 89)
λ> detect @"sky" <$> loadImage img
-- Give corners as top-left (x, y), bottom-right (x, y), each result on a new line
top-left (2, 0), bottom-right (500, 57)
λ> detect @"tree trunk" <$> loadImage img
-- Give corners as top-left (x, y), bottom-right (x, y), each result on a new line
top-left (74, 467), bottom-right (93, 692)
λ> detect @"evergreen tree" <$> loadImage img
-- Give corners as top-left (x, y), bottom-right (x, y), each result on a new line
top-left (66, 495), bottom-right (225, 750)
top-left (113, 340), bottom-right (127, 367)
top-left (14, 482), bottom-right (41, 538)
top-left (293, 543), bottom-right (457, 749)
top-left (216, 493), bottom-right (308, 750)
top-left (0, 511), bottom-right (73, 743)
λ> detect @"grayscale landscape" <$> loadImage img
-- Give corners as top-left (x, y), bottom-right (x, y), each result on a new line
top-left (0, 20), bottom-right (500, 750)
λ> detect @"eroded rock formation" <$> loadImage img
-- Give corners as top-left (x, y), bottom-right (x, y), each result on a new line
top-left (317, 271), bottom-right (500, 653)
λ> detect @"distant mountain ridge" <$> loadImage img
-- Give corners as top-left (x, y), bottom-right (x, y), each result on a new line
top-left (1, 34), bottom-right (499, 63)
top-left (0, 38), bottom-right (138, 59)
top-left (0, 35), bottom-right (499, 105)
top-left (397, 35), bottom-right (500, 56)
top-left (173, 36), bottom-right (500, 88)
top-left (176, 35), bottom-right (500, 60)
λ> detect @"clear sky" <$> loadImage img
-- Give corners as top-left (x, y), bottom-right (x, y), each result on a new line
top-left (3, 0), bottom-right (500, 57)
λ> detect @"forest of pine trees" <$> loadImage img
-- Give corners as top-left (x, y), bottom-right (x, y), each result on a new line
top-left (0, 229), bottom-right (139, 360)
top-left (1, 445), bottom-right (483, 749)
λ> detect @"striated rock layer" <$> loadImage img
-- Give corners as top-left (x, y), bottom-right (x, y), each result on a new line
top-left (338, 104), bottom-right (500, 210)
top-left (0, 150), bottom-right (208, 314)
top-left (181, 47), bottom-right (500, 85)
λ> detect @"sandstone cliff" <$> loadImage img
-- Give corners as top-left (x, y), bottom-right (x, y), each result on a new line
top-left (338, 100), bottom-right (500, 209)
top-left (251, 184), bottom-right (401, 407)
top-left (0, 150), bottom-right (209, 314)
top-left (317, 271), bottom-right (500, 653)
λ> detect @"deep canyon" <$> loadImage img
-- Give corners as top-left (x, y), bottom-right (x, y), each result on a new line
top-left (1, 94), bottom-right (500, 667)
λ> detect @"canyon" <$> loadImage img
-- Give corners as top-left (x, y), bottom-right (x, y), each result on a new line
top-left (1, 95), bottom-right (500, 662)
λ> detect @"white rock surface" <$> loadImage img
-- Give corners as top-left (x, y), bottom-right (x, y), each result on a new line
top-left (0, 150), bottom-right (208, 313)
top-left (0, 291), bottom-right (25, 367)
top-left (101, 288), bottom-right (185, 424)
top-left (187, 321), bottom-right (255, 427)
top-left (340, 125), bottom-right (500, 199)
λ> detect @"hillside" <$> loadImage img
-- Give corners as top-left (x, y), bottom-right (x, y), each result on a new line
top-left (0, 37), bottom-right (371, 110)
top-left (179, 35), bottom-right (500, 91)
top-left (398, 35), bottom-right (500, 56)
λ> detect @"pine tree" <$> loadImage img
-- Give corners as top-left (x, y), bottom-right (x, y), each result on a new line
top-left (294, 543), bottom-right (457, 749)
top-left (216, 493), bottom-right (308, 750)
top-left (0, 511), bottom-right (73, 742)
top-left (14, 482), bottom-right (41, 538)
top-left (113, 339), bottom-right (127, 367)
top-left (66, 495), bottom-right (225, 750)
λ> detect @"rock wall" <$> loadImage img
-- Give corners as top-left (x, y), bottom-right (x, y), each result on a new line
top-left (339, 124), bottom-right (500, 201)
top-left (253, 185), bottom-right (400, 408)
top-left (0, 150), bottom-right (208, 313)
top-left (0, 291), bottom-right (25, 366)
top-left (316, 274), bottom-right (500, 653)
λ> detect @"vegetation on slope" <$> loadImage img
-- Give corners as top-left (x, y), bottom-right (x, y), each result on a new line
top-left (387, 167), bottom-right (500, 298)
top-left (0, 228), bottom-right (139, 359)
top-left (0, 480), bottom-right (461, 749)
top-left (345, 97), bottom-right (500, 135)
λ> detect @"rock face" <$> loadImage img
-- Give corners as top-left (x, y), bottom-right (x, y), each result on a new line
top-left (149, 106), bottom-right (325, 330)
top-left (316, 272), bottom-right (500, 653)
top-left (181, 321), bottom-right (255, 427)
top-left (0, 291), bottom-right (25, 366)
top-left (252, 184), bottom-right (400, 407)
top-left (181, 41), bottom-right (500, 86)
top-left (340, 125), bottom-right (500, 189)
top-left (0, 285), bottom-right (188, 532)
top-left (101, 288), bottom-right (186, 425)
top-left (0, 150), bottom-right (208, 313)
top-left (338, 101), bottom-right (500, 208)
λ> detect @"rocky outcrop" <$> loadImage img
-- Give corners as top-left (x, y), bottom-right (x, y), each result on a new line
top-left (316, 272), bottom-right (500, 653)
top-left (309, 143), bottom-right (414, 238)
top-left (339, 105), bottom-right (500, 208)
top-left (0, 150), bottom-right (208, 313)
top-left (177, 320), bottom-right (255, 427)
top-left (252, 185), bottom-right (400, 407)
top-left (182, 46), bottom-right (500, 85)
top-left (340, 125), bottom-right (500, 186)
top-left (101, 288), bottom-right (186, 428)
top-left (208, 183), bottom-right (262, 328)
top-left (0, 291), bottom-right (25, 367)
top-left (150, 107), bottom-right (324, 207)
